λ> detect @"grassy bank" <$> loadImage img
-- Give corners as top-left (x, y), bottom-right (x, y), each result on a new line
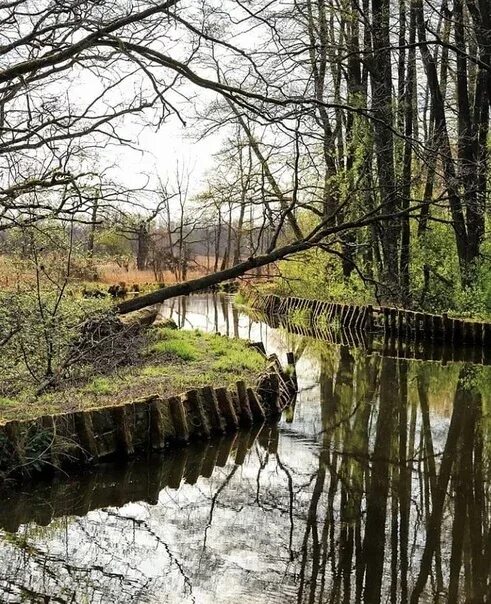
top-left (0, 327), bottom-right (266, 424)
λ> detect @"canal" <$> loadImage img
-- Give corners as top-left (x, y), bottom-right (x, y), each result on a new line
top-left (0, 294), bottom-right (489, 603)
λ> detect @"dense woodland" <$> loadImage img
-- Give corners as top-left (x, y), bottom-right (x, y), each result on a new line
top-left (0, 0), bottom-right (490, 303)
top-left (0, 0), bottom-right (491, 392)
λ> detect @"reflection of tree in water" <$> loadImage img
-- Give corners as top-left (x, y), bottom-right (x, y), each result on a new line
top-left (296, 348), bottom-right (490, 603)
top-left (0, 344), bottom-right (489, 603)
top-left (0, 510), bottom-right (201, 603)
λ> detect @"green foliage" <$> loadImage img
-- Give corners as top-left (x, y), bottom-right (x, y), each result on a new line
top-left (453, 252), bottom-right (491, 319)
top-left (234, 291), bottom-right (247, 305)
top-left (411, 221), bottom-right (491, 318)
top-left (93, 228), bottom-right (132, 265)
top-left (0, 288), bottom-right (111, 398)
top-left (0, 223), bottom-right (117, 399)
top-left (275, 248), bottom-right (374, 305)
top-left (85, 377), bottom-right (115, 395)
top-left (410, 222), bottom-right (459, 312)
top-left (289, 308), bottom-right (312, 325)
top-left (263, 214), bottom-right (491, 319)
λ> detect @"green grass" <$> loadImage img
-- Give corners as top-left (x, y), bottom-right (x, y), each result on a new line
top-left (141, 365), bottom-right (167, 377)
top-left (0, 397), bottom-right (17, 407)
top-left (0, 327), bottom-right (267, 423)
top-left (151, 339), bottom-right (200, 361)
top-left (85, 377), bottom-right (115, 395)
top-left (212, 349), bottom-right (264, 373)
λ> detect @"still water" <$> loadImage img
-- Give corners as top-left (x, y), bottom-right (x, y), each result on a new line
top-left (0, 295), bottom-right (489, 603)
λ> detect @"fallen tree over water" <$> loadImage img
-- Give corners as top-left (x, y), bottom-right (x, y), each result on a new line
top-left (117, 203), bottom-right (423, 315)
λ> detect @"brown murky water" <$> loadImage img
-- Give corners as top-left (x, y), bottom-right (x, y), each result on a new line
top-left (0, 294), bottom-right (489, 603)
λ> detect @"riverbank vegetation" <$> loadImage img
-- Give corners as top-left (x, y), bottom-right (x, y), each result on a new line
top-left (265, 233), bottom-right (491, 319)
top-left (1, 0), bottom-right (491, 419)
top-left (0, 323), bottom-right (266, 424)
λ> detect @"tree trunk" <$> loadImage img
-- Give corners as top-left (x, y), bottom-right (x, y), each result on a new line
top-left (370, 0), bottom-right (400, 300)
top-left (87, 195), bottom-right (99, 257)
top-left (136, 222), bottom-right (150, 270)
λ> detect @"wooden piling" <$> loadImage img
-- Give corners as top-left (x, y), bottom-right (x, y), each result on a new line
top-left (397, 309), bottom-right (404, 335)
top-left (215, 387), bottom-right (239, 432)
top-left (433, 314), bottom-right (444, 341)
top-left (247, 388), bottom-right (266, 422)
top-left (366, 305), bottom-right (373, 331)
top-left (112, 405), bottom-right (134, 456)
top-left (149, 398), bottom-right (166, 450)
top-left (250, 292), bottom-right (491, 366)
top-left (453, 319), bottom-right (464, 344)
top-left (200, 386), bottom-right (226, 434)
top-left (4, 421), bottom-right (24, 466)
top-left (74, 412), bottom-right (99, 459)
top-left (474, 322), bottom-right (484, 347)
top-left (383, 307), bottom-right (390, 332)
top-left (236, 380), bottom-right (254, 427)
top-left (184, 389), bottom-right (211, 439)
top-left (169, 395), bottom-right (190, 443)
top-left (483, 323), bottom-right (491, 347)
top-left (463, 321), bottom-right (474, 346)
top-left (249, 341), bottom-right (267, 356)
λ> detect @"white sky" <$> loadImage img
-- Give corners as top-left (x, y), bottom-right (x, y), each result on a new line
top-left (136, 117), bottom-right (224, 194)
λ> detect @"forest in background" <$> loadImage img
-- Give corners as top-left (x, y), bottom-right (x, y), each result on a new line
top-left (1, 0), bottom-right (491, 395)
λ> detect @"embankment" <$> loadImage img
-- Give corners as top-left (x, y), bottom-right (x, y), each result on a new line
top-left (0, 351), bottom-right (296, 480)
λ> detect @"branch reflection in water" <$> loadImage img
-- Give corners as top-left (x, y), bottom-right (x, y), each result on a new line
top-left (0, 294), bottom-right (489, 603)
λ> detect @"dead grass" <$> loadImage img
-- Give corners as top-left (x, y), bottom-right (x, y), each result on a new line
top-left (97, 256), bottom-right (211, 285)
top-left (0, 256), bottom-right (33, 288)
top-left (0, 255), bottom-right (211, 290)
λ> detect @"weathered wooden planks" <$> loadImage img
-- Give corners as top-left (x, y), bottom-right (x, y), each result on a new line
top-left (0, 356), bottom-right (297, 480)
top-left (249, 292), bottom-right (491, 350)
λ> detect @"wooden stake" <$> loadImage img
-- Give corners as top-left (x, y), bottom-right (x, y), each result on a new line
top-left (169, 396), bottom-right (190, 443)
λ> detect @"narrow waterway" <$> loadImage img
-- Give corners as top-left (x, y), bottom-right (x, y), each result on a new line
top-left (0, 294), bottom-right (489, 603)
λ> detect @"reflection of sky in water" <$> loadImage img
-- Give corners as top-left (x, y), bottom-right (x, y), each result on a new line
top-left (0, 294), bottom-right (488, 603)
top-left (159, 295), bottom-right (323, 438)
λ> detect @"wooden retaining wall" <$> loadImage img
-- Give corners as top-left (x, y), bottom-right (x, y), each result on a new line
top-left (0, 354), bottom-right (296, 480)
top-left (256, 311), bottom-right (491, 366)
top-left (248, 292), bottom-right (491, 348)
top-left (0, 424), bottom-right (281, 533)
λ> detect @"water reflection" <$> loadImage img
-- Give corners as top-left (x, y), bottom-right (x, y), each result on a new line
top-left (0, 295), bottom-right (489, 603)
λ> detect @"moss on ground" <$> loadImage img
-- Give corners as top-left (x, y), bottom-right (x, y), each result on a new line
top-left (0, 328), bottom-right (266, 424)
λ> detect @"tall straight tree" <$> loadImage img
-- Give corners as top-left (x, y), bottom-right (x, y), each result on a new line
top-left (370, 0), bottom-right (401, 300)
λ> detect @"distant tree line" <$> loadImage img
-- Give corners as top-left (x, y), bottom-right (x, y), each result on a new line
top-left (0, 0), bottom-right (489, 312)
